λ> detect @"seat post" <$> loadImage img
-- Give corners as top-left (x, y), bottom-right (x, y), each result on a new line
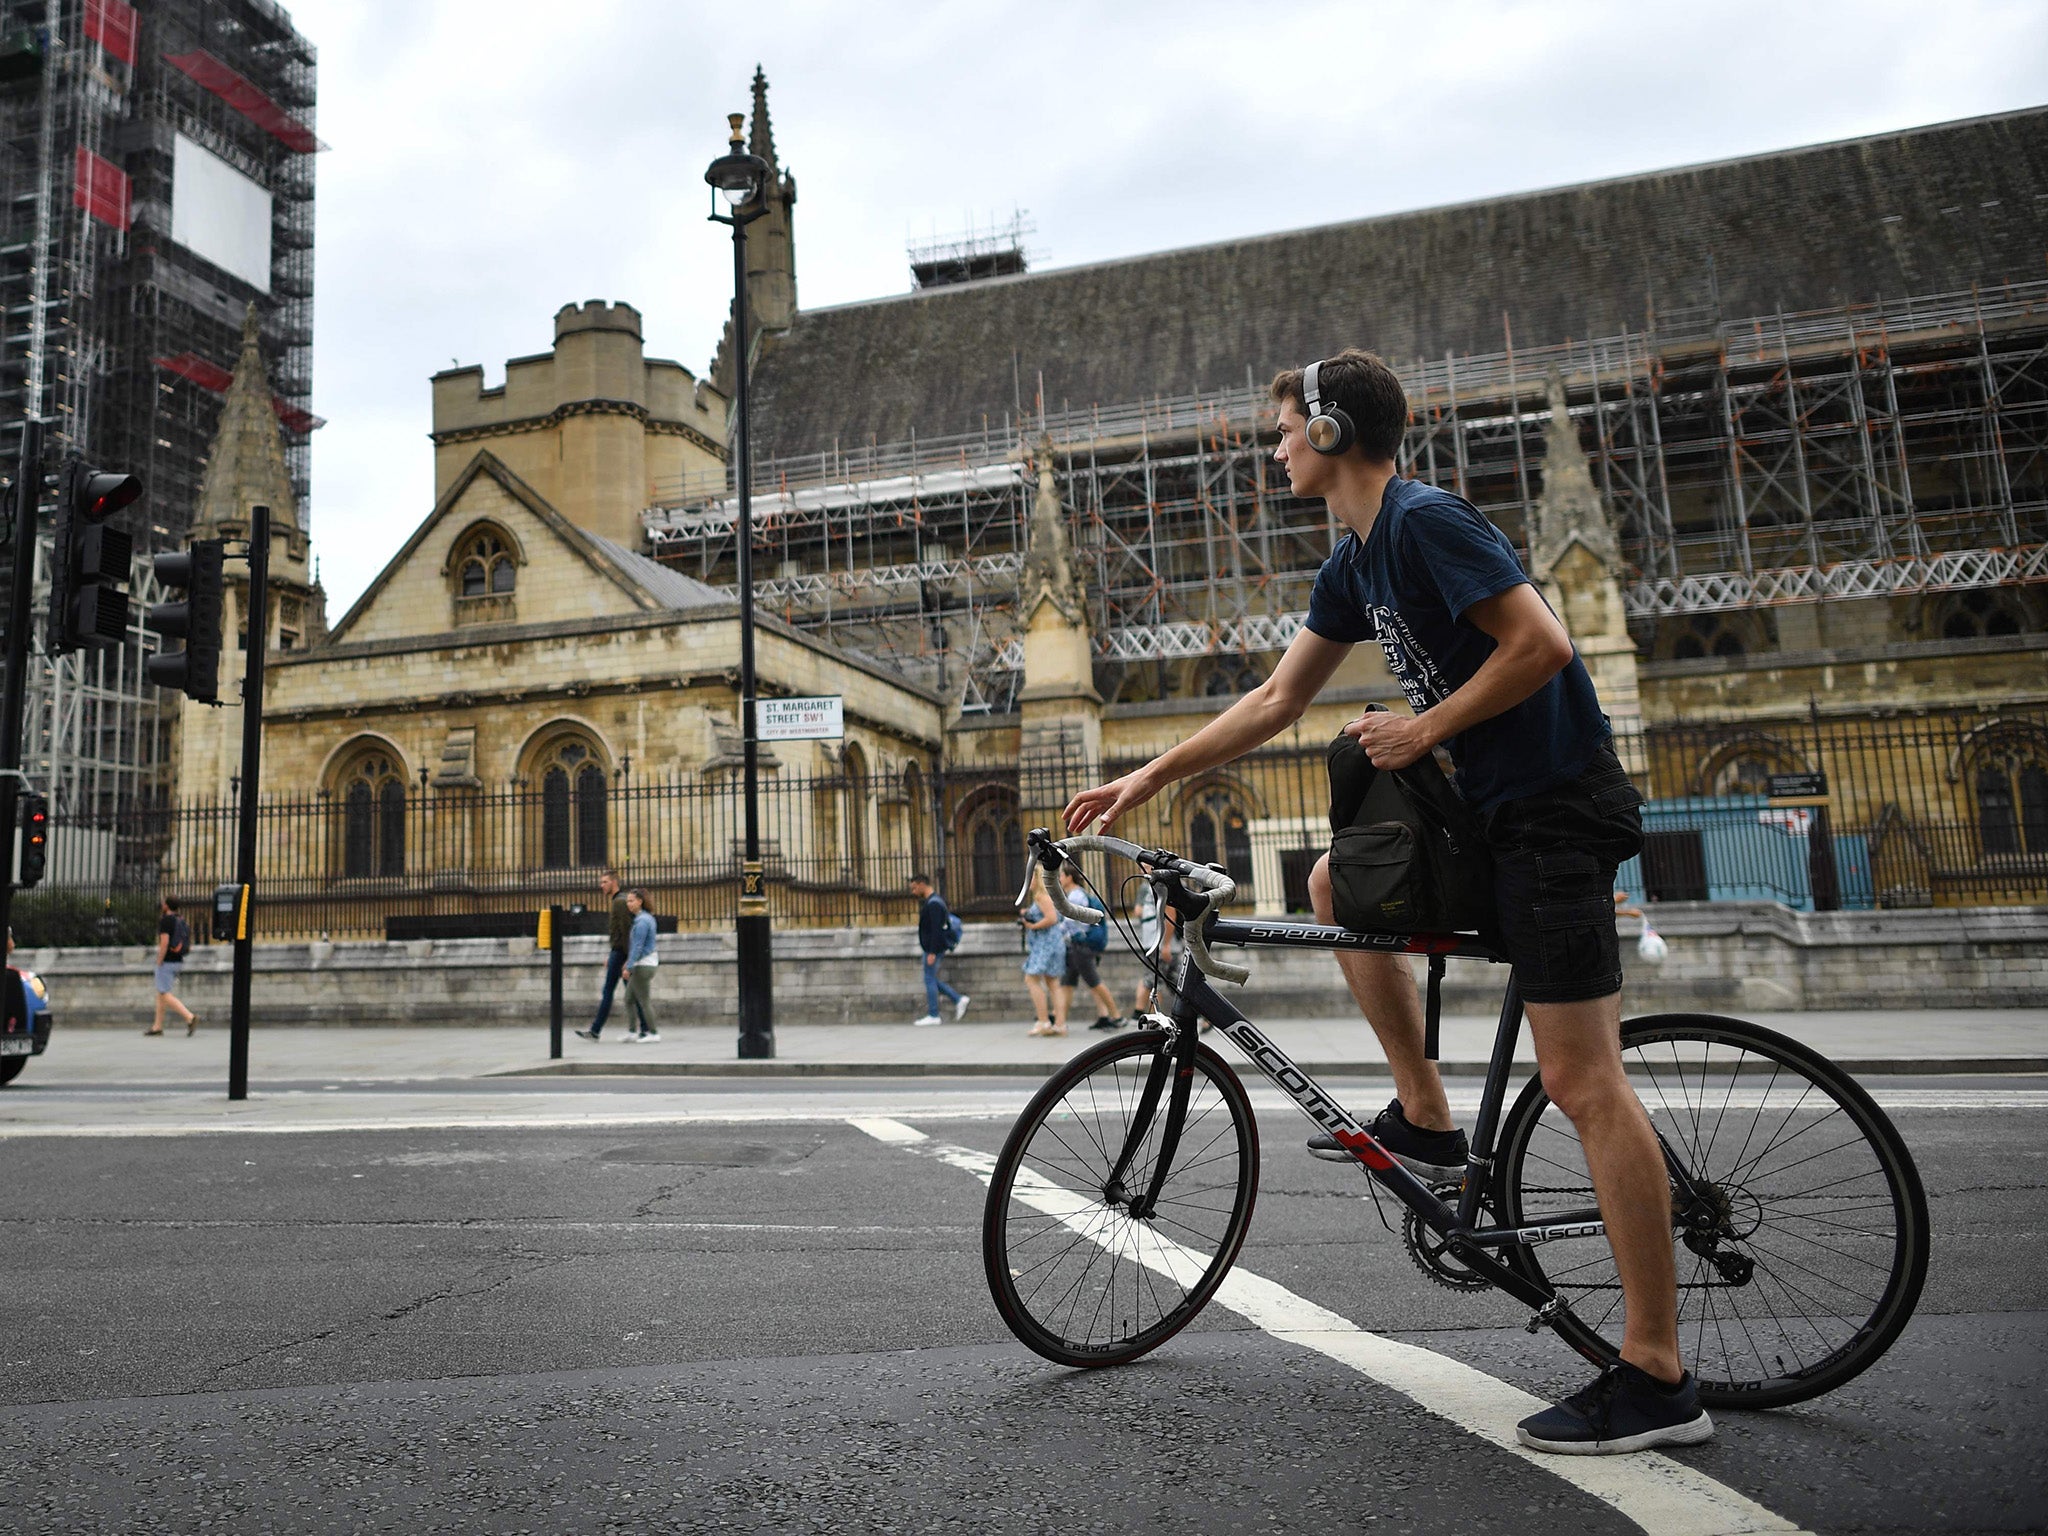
top-left (1424, 953), bottom-right (1446, 1061)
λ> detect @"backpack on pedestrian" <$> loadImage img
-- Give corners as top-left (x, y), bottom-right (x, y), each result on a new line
top-left (167, 913), bottom-right (190, 962)
top-left (1324, 720), bottom-right (1496, 935)
top-left (1073, 893), bottom-right (1110, 952)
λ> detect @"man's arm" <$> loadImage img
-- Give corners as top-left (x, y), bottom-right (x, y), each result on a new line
top-left (1349, 582), bottom-right (1574, 770)
top-left (1065, 628), bottom-right (1353, 832)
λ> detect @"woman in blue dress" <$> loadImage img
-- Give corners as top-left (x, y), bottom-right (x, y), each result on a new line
top-left (1019, 868), bottom-right (1069, 1036)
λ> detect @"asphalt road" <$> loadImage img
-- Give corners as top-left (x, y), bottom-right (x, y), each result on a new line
top-left (1, 1073), bottom-right (2044, 1534)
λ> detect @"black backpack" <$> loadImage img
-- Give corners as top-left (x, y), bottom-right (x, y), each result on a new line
top-left (1325, 722), bottom-right (1495, 935)
top-left (167, 914), bottom-right (190, 961)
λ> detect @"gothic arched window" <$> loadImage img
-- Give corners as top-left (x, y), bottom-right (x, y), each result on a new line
top-left (1976, 752), bottom-right (2048, 857)
top-left (840, 743), bottom-right (869, 877)
top-left (959, 788), bottom-right (1022, 905)
top-left (1941, 590), bottom-right (2027, 641)
top-left (1187, 787), bottom-right (1254, 886)
top-left (1671, 614), bottom-right (1747, 661)
top-left (531, 735), bottom-right (608, 870)
top-left (452, 525), bottom-right (517, 602)
top-left (1198, 658), bottom-right (1263, 698)
top-left (337, 748), bottom-right (406, 879)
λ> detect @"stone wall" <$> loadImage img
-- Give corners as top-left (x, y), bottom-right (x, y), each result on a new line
top-left (27, 905), bottom-right (2045, 1030)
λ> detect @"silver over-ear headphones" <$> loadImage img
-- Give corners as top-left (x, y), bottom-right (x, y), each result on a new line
top-left (1302, 359), bottom-right (1355, 456)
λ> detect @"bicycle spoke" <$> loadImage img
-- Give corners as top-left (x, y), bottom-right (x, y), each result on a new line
top-left (1499, 1019), bottom-right (1925, 1408)
top-left (988, 1034), bottom-right (1255, 1361)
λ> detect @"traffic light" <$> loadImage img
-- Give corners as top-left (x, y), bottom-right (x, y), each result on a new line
top-left (145, 539), bottom-right (225, 702)
top-left (15, 792), bottom-right (46, 888)
top-left (47, 458), bottom-right (141, 655)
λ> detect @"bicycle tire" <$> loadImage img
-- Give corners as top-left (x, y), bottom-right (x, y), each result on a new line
top-left (983, 1029), bottom-right (1260, 1367)
top-left (1496, 1012), bottom-right (1929, 1410)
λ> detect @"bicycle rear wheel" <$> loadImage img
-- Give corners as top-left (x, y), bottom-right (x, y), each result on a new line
top-left (983, 1029), bottom-right (1259, 1367)
top-left (1497, 1013), bottom-right (1928, 1409)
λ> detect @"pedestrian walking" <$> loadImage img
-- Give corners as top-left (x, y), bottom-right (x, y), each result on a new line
top-left (909, 872), bottom-right (970, 1026)
top-left (574, 871), bottom-right (630, 1041)
top-left (1056, 865), bottom-right (1125, 1032)
top-left (145, 895), bottom-right (197, 1038)
top-left (619, 888), bottom-right (661, 1042)
top-left (1019, 867), bottom-right (1068, 1036)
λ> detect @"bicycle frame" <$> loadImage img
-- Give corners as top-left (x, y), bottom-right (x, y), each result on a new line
top-left (1143, 916), bottom-right (1555, 1312)
top-left (1027, 832), bottom-right (1702, 1331)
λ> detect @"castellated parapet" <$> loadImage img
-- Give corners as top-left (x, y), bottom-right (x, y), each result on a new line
top-left (429, 300), bottom-right (729, 548)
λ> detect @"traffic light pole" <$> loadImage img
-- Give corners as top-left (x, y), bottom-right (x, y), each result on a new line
top-left (227, 504), bottom-right (269, 1102)
top-left (0, 418), bottom-right (43, 952)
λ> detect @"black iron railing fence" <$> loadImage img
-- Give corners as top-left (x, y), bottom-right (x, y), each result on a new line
top-left (10, 705), bottom-right (2044, 944)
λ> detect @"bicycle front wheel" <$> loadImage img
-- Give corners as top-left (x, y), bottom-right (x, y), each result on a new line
top-left (1497, 1013), bottom-right (1929, 1409)
top-left (983, 1029), bottom-right (1260, 1367)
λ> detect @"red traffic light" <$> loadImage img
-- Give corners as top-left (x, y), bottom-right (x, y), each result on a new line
top-left (16, 792), bottom-right (47, 888)
top-left (78, 470), bottom-right (141, 523)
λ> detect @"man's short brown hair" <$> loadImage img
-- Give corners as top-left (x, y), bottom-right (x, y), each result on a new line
top-left (1270, 348), bottom-right (1409, 461)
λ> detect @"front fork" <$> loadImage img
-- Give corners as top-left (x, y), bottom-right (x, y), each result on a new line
top-left (1102, 1017), bottom-right (1199, 1220)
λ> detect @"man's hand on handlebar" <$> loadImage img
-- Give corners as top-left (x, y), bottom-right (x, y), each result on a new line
top-left (1063, 766), bottom-right (1162, 834)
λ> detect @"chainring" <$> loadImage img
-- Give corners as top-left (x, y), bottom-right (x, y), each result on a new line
top-left (1402, 1182), bottom-right (1493, 1292)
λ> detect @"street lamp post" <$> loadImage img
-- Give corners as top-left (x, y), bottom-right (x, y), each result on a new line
top-left (705, 112), bottom-right (775, 1059)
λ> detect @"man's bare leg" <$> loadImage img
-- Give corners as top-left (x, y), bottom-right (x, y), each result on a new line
top-left (1307, 853), bottom-right (1452, 1131)
top-left (1524, 991), bottom-right (1681, 1383)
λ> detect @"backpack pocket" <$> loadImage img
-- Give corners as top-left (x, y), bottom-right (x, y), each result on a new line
top-left (1328, 821), bottom-right (1440, 932)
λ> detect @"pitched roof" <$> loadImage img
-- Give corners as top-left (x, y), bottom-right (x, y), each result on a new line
top-left (327, 451), bottom-right (735, 643)
top-left (749, 108), bottom-right (2048, 461)
top-left (583, 532), bottom-right (728, 612)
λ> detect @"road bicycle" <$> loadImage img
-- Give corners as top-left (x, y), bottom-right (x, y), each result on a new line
top-left (982, 829), bottom-right (1929, 1410)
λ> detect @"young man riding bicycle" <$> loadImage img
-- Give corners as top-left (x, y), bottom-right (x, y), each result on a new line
top-left (1064, 349), bottom-right (1710, 1455)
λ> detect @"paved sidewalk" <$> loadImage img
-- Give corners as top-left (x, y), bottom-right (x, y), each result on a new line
top-left (19, 1007), bottom-right (2048, 1084)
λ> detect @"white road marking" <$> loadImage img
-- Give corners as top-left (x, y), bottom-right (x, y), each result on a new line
top-left (1, 1082), bottom-right (2038, 1139)
top-left (0, 1097), bottom-right (1037, 1138)
top-left (848, 1115), bottom-right (930, 1145)
top-left (854, 1114), bottom-right (1805, 1536)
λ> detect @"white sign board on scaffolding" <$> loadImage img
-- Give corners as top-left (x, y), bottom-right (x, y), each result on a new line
top-left (171, 135), bottom-right (273, 292)
top-left (758, 696), bottom-right (844, 741)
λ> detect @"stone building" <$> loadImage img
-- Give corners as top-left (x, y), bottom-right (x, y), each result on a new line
top-left (168, 91), bottom-right (2048, 930)
top-left (173, 294), bottom-right (941, 933)
top-left (646, 96), bottom-right (2048, 915)
top-left (430, 300), bottom-right (729, 551)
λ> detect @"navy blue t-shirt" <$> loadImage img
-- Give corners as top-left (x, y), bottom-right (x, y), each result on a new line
top-left (1304, 477), bottom-right (1609, 812)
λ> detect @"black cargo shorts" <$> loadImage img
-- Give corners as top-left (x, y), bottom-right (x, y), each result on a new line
top-left (1483, 743), bottom-right (1644, 1005)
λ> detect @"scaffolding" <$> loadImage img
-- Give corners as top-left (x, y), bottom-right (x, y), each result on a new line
top-left (646, 279), bottom-right (2048, 714)
top-left (0, 0), bottom-right (317, 816)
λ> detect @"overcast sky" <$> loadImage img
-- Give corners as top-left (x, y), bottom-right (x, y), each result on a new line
top-left (280, 0), bottom-right (2048, 615)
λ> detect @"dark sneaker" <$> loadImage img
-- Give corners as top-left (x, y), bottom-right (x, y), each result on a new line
top-left (1307, 1098), bottom-right (1467, 1178)
top-left (1088, 1014), bottom-right (1123, 1031)
top-left (574, 1028), bottom-right (599, 1041)
top-left (1516, 1364), bottom-right (1713, 1455)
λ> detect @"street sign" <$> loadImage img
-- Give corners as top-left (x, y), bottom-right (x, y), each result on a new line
top-left (1766, 771), bottom-right (1828, 802)
top-left (758, 695), bottom-right (844, 741)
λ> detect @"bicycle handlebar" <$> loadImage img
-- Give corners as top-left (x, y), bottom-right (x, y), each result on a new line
top-left (1020, 829), bottom-right (1250, 986)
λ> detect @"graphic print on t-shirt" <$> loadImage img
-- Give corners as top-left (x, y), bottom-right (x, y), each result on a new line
top-left (1371, 604), bottom-right (1451, 713)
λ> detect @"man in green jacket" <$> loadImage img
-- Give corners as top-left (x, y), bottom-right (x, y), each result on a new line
top-left (574, 871), bottom-right (632, 1041)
